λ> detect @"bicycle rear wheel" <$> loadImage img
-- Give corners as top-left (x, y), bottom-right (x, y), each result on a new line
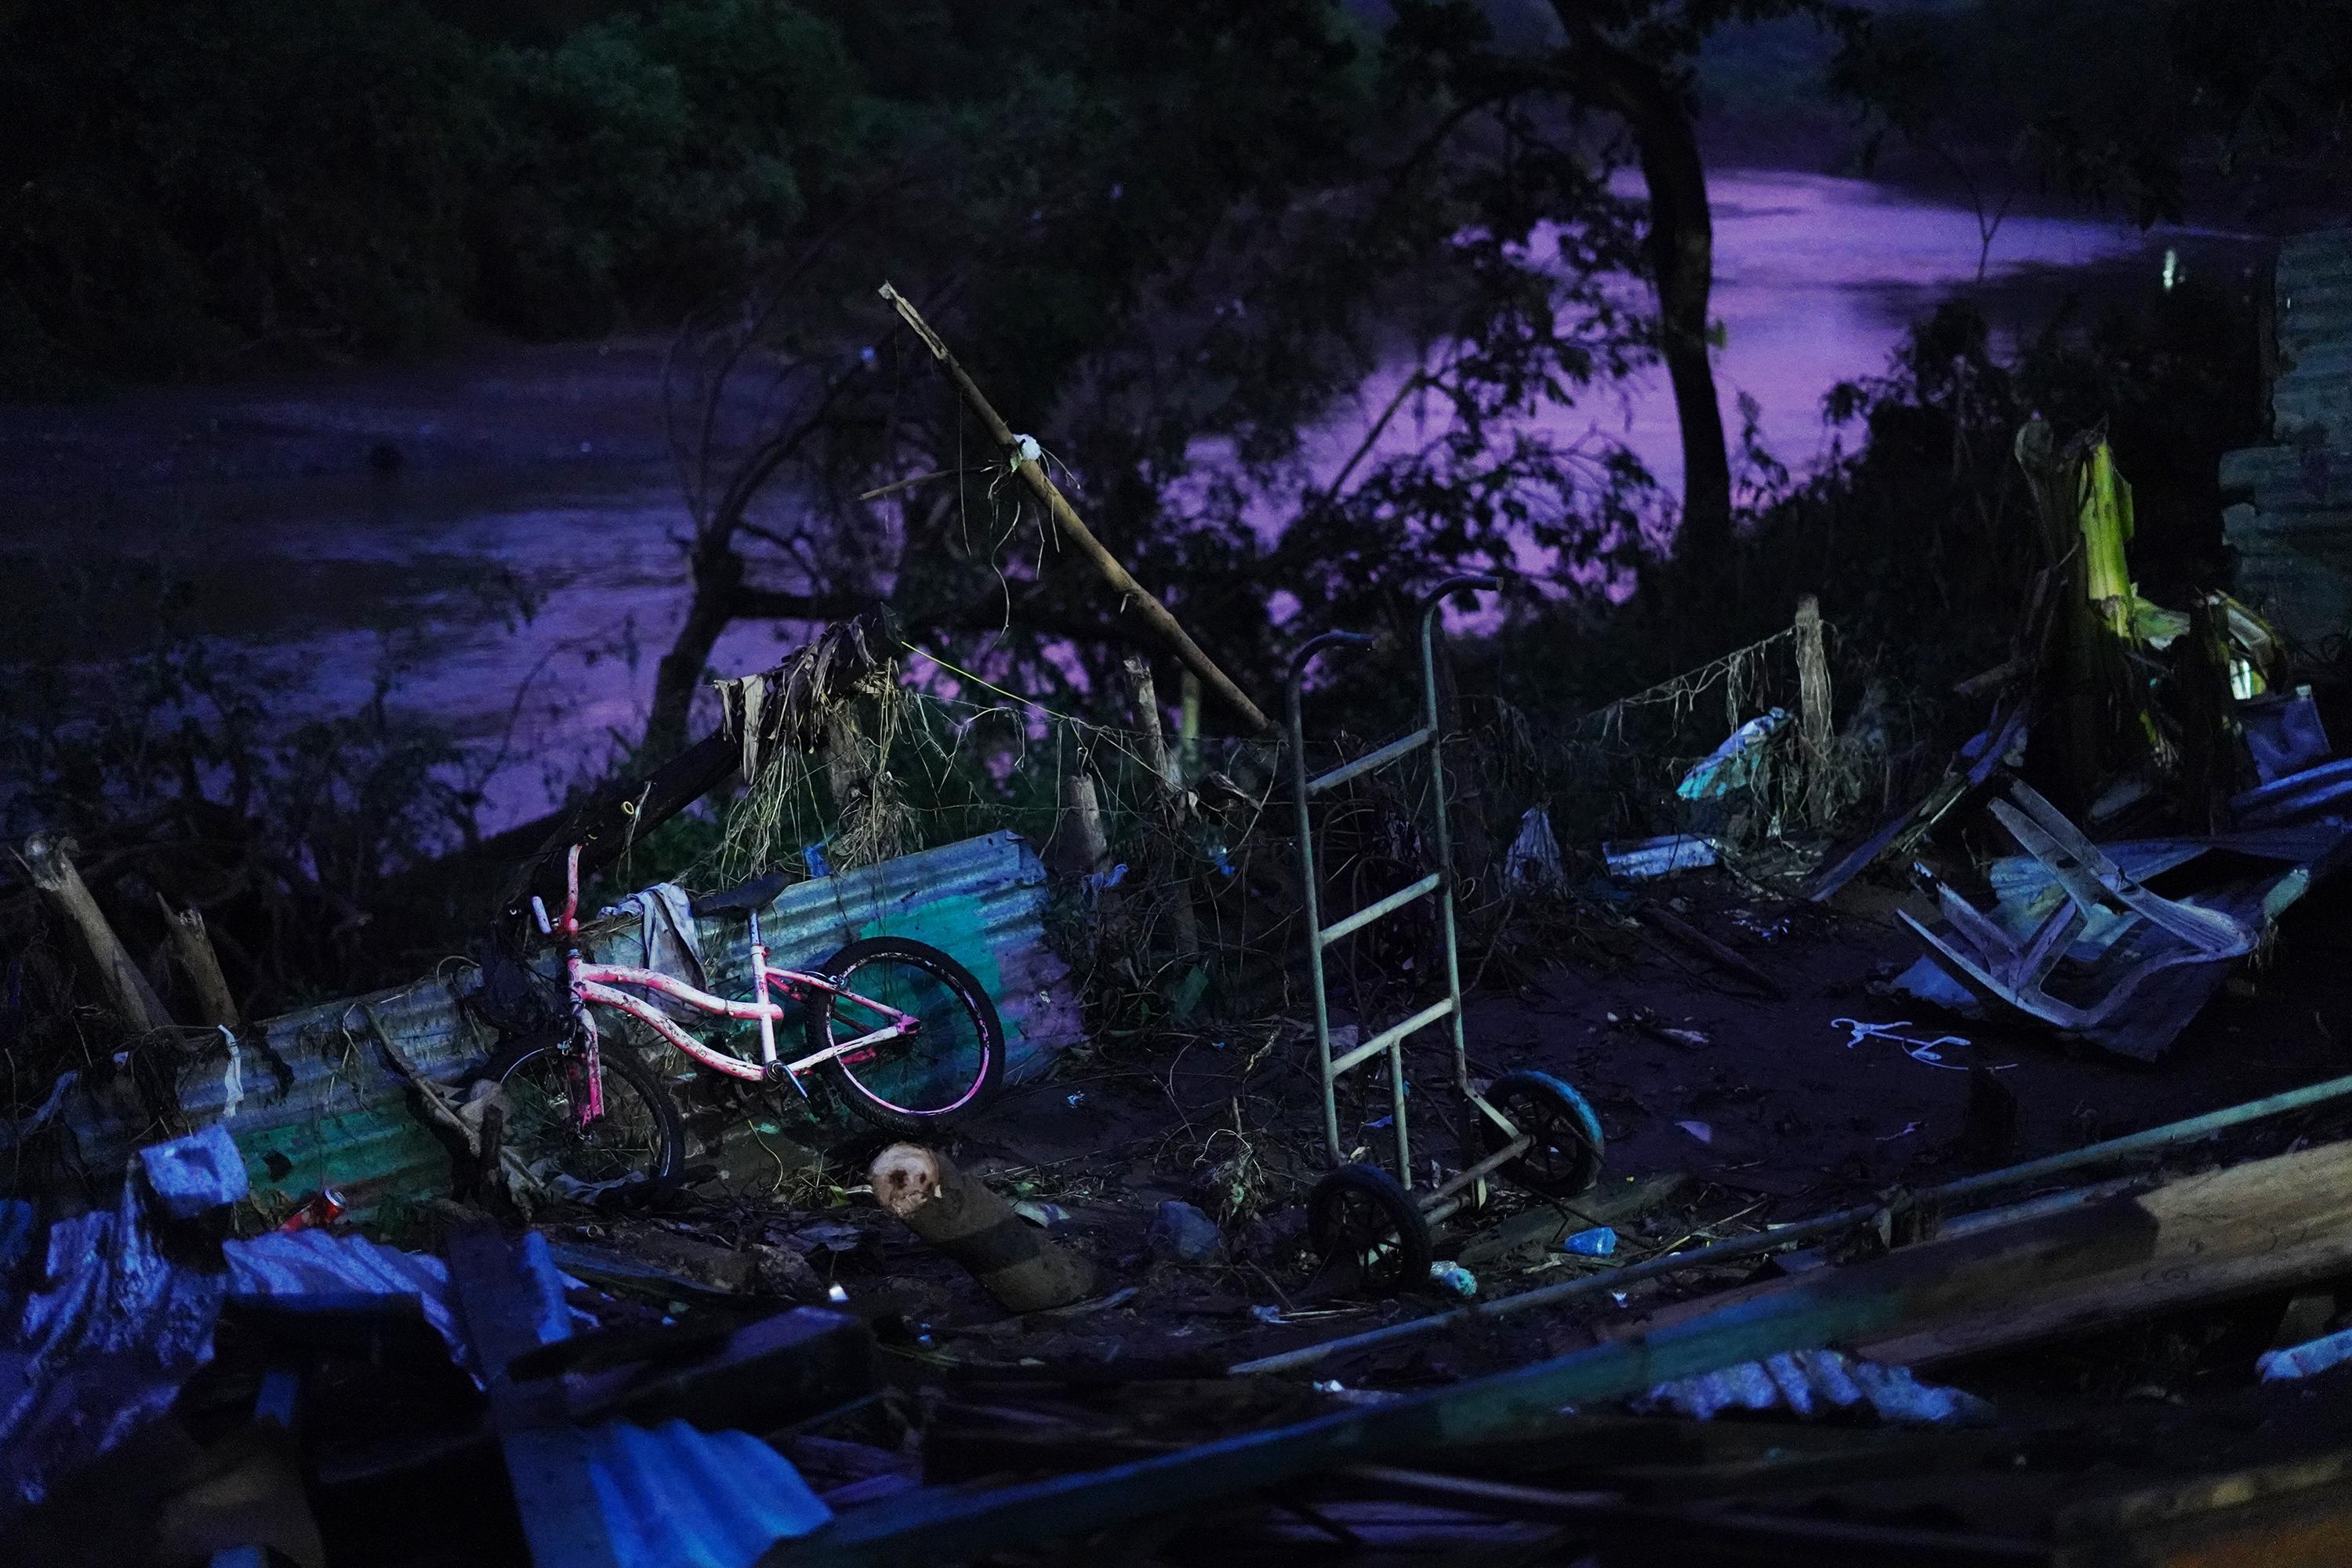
top-left (481, 1032), bottom-right (684, 1195)
top-left (807, 937), bottom-right (1004, 1136)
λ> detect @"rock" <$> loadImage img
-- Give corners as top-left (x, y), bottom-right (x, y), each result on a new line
top-left (1148, 1200), bottom-right (1221, 1263)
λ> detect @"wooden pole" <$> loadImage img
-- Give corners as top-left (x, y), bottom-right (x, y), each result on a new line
top-left (877, 282), bottom-right (1271, 733)
top-left (1793, 595), bottom-right (1835, 827)
top-left (1124, 655), bottom-right (1200, 959)
top-left (157, 895), bottom-right (239, 1028)
top-left (1178, 670), bottom-right (1201, 782)
top-left (22, 833), bottom-right (172, 1036)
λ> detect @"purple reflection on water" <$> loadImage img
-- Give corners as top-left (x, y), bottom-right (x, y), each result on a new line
top-left (0, 172), bottom-right (2256, 829)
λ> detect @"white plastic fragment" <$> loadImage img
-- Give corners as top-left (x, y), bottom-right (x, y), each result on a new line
top-left (1603, 834), bottom-right (1722, 880)
top-left (2258, 1325), bottom-right (2352, 1382)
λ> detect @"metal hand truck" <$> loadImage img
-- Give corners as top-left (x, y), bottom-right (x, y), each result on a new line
top-left (1287, 575), bottom-right (1606, 1290)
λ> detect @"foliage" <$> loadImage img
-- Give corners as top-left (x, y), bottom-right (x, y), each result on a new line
top-left (1831, 0), bottom-right (2352, 230)
top-left (0, 565), bottom-right (497, 1031)
top-left (0, 0), bottom-right (884, 393)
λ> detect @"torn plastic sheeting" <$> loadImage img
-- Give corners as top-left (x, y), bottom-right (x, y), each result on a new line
top-left (1504, 807), bottom-right (1566, 893)
top-left (2241, 688), bottom-right (2331, 784)
top-left (1, 1174), bottom-right (227, 1518)
top-left (2258, 1325), bottom-right (2352, 1383)
top-left (583, 1417), bottom-right (831, 1568)
top-left (604, 881), bottom-right (708, 994)
top-left (1631, 1349), bottom-right (1993, 1427)
top-left (1675, 709), bottom-right (1789, 800)
top-left (53, 832), bottom-right (1082, 1221)
top-left (1603, 834), bottom-right (1721, 880)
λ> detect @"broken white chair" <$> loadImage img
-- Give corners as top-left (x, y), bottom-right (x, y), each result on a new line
top-left (1900, 781), bottom-right (2255, 1035)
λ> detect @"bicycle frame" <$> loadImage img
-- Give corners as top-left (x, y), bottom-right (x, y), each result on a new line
top-left (532, 847), bottom-right (921, 1124)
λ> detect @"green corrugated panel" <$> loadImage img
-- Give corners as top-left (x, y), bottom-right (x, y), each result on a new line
top-left (57, 832), bottom-right (1077, 1218)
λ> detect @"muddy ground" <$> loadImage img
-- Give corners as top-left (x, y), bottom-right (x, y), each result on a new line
top-left (548, 866), bottom-right (2352, 1396)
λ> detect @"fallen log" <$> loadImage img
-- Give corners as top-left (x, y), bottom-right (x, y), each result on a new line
top-left (870, 1144), bottom-right (1097, 1312)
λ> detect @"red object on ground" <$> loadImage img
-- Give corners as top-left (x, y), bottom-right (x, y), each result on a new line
top-left (277, 1187), bottom-right (347, 1232)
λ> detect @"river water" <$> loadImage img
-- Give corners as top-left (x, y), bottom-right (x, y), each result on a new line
top-left (0, 170), bottom-right (2259, 826)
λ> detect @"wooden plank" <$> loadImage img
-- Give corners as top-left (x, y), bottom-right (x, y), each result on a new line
top-left (2056, 1447), bottom-right (2352, 1568)
top-left (1867, 1138), bottom-right (2352, 1367)
top-left (1613, 1140), bottom-right (2352, 1374)
top-left (1457, 1173), bottom-right (1688, 1267)
top-left (1339, 1466), bottom-right (2049, 1565)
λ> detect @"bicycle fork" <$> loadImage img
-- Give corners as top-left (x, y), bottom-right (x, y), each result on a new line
top-left (749, 909), bottom-right (806, 1098)
top-left (562, 945), bottom-right (608, 1124)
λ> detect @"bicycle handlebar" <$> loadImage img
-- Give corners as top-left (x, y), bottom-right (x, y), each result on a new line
top-left (560, 844), bottom-right (583, 938)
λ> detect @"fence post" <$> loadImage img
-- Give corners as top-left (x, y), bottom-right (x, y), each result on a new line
top-left (1795, 595), bottom-right (1835, 827)
top-left (1124, 655), bottom-right (1201, 958)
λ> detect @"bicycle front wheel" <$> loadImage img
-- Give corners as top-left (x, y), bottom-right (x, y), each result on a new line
top-left (481, 1032), bottom-right (684, 1195)
top-left (807, 937), bottom-right (1004, 1135)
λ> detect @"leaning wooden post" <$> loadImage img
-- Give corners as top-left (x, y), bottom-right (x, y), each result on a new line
top-left (157, 895), bottom-right (239, 1028)
top-left (1124, 655), bottom-right (1200, 959)
top-left (871, 1144), bottom-right (1096, 1311)
top-left (1793, 595), bottom-right (1835, 827)
top-left (877, 282), bottom-right (1272, 733)
top-left (22, 833), bottom-right (172, 1036)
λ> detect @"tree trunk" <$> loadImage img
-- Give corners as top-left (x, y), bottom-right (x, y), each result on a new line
top-left (645, 543), bottom-right (744, 762)
top-left (1552, 19), bottom-right (1732, 560)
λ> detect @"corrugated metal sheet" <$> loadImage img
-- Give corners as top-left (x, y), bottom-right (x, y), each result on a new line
top-left (581, 1418), bottom-right (832, 1568)
top-left (222, 1229), bottom-right (476, 1373)
top-left (1630, 1348), bottom-right (1993, 1427)
top-left (58, 832), bottom-right (1078, 1218)
top-left (2223, 229), bottom-right (2352, 648)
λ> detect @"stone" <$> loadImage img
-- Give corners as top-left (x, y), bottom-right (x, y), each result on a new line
top-left (1148, 1200), bottom-right (1221, 1264)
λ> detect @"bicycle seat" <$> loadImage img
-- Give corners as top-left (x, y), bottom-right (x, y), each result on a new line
top-left (688, 870), bottom-right (789, 919)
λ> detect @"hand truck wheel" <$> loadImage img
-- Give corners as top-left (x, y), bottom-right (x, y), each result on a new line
top-left (1308, 1163), bottom-right (1434, 1294)
top-left (1478, 1069), bottom-right (1606, 1199)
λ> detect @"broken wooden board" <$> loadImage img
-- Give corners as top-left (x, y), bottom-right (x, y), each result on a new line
top-left (1613, 1138), bottom-right (2352, 1374)
top-left (1457, 1173), bottom-right (1688, 1269)
top-left (2056, 1445), bottom-right (2352, 1568)
top-left (1868, 1138), bottom-right (2352, 1368)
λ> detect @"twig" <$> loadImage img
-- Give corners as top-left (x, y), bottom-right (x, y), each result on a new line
top-left (1633, 902), bottom-right (1786, 999)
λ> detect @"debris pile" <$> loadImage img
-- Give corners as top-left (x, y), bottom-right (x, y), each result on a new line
top-left (6, 238), bottom-right (2352, 1566)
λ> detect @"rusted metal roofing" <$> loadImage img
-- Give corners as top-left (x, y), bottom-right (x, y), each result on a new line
top-left (55, 831), bottom-right (1077, 1219)
top-left (2223, 228), bottom-right (2352, 648)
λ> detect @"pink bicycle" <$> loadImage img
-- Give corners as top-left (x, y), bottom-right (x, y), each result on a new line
top-left (476, 846), bottom-right (1004, 1189)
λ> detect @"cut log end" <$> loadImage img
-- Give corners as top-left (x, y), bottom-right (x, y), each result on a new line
top-left (871, 1143), bottom-right (941, 1218)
